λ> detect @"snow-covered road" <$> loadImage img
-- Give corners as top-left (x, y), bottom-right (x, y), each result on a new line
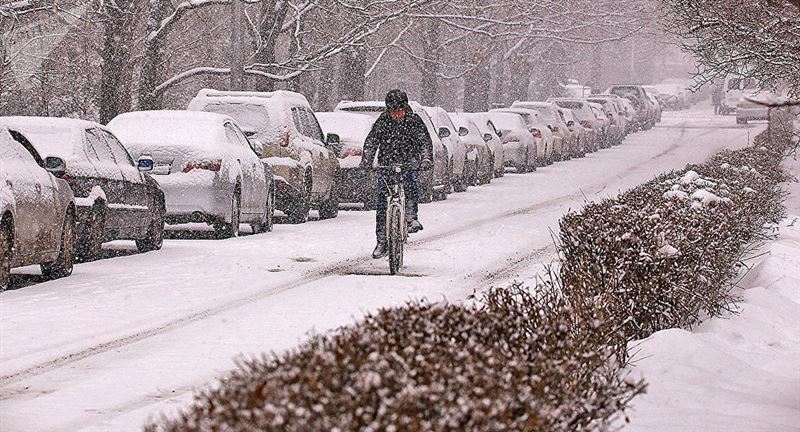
top-left (0, 106), bottom-right (764, 431)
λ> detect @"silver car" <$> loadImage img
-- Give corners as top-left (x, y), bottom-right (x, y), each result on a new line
top-left (109, 111), bottom-right (273, 238)
top-left (1, 127), bottom-right (75, 288)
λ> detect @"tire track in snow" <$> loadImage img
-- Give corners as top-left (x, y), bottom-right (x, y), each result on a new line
top-left (0, 123), bottom-right (700, 389)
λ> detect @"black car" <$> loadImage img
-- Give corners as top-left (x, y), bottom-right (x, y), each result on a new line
top-left (1, 117), bottom-right (166, 260)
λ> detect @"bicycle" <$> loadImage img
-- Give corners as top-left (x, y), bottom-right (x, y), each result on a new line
top-left (376, 164), bottom-right (416, 275)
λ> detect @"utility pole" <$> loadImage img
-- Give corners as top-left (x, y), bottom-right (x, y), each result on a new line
top-left (230, 0), bottom-right (245, 90)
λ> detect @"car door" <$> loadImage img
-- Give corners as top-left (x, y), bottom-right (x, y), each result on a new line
top-left (291, 106), bottom-right (329, 197)
top-left (98, 128), bottom-right (151, 231)
top-left (227, 121), bottom-right (267, 217)
top-left (84, 128), bottom-right (126, 231)
top-left (303, 109), bottom-right (337, 195)
top-left (1, 136), bottom-right (59, 259)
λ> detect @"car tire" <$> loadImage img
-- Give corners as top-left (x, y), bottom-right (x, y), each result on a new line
top-left (419, 170), bottom-right (434, 204)
top-left (286, 175), bottom-right (311, 224)
top-left (215, 192), bottom-right (241, 238)
top-left (0, 218), bottom-right (11, 290)
top-left (318, 184), bottom-right (339, 220)
top-left (41, 210), bottom-right (75, 280)
top-left (77, 203), bottom-right (105, 261)
top-left (136, 202), bottom-right (165, 252)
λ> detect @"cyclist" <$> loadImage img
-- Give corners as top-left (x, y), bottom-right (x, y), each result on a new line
top-left (360, 89), bottom-right (433, 259)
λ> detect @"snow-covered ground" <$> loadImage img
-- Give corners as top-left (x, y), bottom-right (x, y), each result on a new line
top-left (623, 156), bottom-right (800, 432)
top-left (0, 106), bottom-right (768, 431)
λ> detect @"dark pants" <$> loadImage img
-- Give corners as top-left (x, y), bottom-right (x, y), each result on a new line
top-left (375, 168), bottom-right (419, 243)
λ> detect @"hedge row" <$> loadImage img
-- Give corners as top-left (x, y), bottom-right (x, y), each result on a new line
top-left (145, 120), bottom-right (792, 431)
top-left (559, 124), bottom-right (792, 350)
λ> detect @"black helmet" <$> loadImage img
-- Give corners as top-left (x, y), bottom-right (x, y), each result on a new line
top-left (385, 89), bottom-right (409, 111)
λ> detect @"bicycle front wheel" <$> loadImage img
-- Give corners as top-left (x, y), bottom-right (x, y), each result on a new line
top-left (387, 205), bottom-right (404, 275)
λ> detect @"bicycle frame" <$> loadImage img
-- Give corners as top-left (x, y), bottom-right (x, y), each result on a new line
top-left (376, 164), bottom-right (415, 274)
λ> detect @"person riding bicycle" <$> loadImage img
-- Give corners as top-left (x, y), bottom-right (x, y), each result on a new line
top-left (360, 89), bottom-right (433, 259)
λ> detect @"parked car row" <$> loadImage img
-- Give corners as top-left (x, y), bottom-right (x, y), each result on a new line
top-left (0, 83), bottom-right (669, 289)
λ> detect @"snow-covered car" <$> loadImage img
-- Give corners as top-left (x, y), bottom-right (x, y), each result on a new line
top-left (462, 113), bottom-right (505, 178)
top-left (422, 106), bottom-right (473, 193)
top-left (493, 108), bottom-right (557, 165)
top-left (108, 111), bottom-right (272, 237)
top-left (604, 85), bottom-right (656, 130)
top-left (642, 88), bottom-right (663, 123)
top-left (188, 89), bottom-right (339, 223)
top-left (585, 98), bottom-right (625, 147)
top-left (556, 108), bottom-right (588, 157)
top-left (653, 83), bottom-right (690, 110)
top-left (449, 113), bottom-right (493, 185)
top-left (511, 101), bottom-right (575, 160)
top-left (485, 111), bottom-right (539, 172)
top-left (1, 117), bottom-right (166, 259)
top-left (1, 127), bottom-right (75, 288)
top-left (548, 99), bottom-right (601, 152)
top-left (587, 94), bottom-right (630, 139)
top-left (334, 100), bottom-right (451, 201)
top-left (315, 111), bottom-right (379, 209)
top-left (732, 81), bottom-right (774, 124)
top-left (585, 102), bottom-right (615, 148)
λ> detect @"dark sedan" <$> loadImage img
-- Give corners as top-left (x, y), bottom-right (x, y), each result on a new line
top-left (0, 117), bottom-right (166, 260)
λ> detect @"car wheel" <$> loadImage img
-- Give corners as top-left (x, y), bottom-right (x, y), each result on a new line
top-left (418, 170), bottom-right (434, 204)
top-left (77, 204), bottom-right (105, 261)
top-left (215, 192), bottom-right (241, 238)
top-left (41, 210), bottom-right (75, 280)
top-left (136, 203), bottom-right (165, 252)
top-left (286, 175), bottom-right (311, 224)
top-left (318, 184), bottom-right (339, 220)
top-left (0, 218), bottom-right (11, 290)
top-left (265, 185), bottom-right (275, 232)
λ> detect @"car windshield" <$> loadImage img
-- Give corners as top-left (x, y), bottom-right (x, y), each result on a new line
top-left (488, 113), bottom-right (525, 131)
top-left (202, 103), bottom-right (271, 134)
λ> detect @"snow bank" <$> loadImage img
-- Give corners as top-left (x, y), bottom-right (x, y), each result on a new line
top-left (624, 213), bottom-right (800, 432)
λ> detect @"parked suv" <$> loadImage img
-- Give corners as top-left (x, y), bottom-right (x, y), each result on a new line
top-left (188, 89), bottom-right (340, 223)
top-left (604, 85), bottom-right (656, 130)
top-left (1, 127), bottom-right (76, 288)
top-left (1, 117), bottom-right (165, 260)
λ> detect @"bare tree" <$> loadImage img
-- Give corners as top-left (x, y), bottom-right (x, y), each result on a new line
top-left (663, 0), bottom-right (800, 97)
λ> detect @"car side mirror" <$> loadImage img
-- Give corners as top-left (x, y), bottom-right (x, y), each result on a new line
top-left (137, 155), bottom-right (154, 172)
top-left (496, 129), bottom-right (503, 138)
top-left (326, 133), bottom-right (342, 154)
top-left (438, 127), bottom-right (451, 139)
top-left (567, 120), bottom-right (575, 127)
top-left (250, 139), bottom-right (264, 157)
top-left (44, 156), bottom-right (67, 178)
top-left (552, 125), bottom-right (560, 132)
top-left (482, 133), bottom-right (492, 142)
top-left (607, 112), bottom-right (613, 119)
top-left (458, 127), bottom-right (469, 137)
top-left (242, 130), bottom-right (257, 138)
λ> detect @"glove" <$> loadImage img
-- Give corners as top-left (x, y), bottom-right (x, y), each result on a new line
top-left (420, 159), bottom-right (433, 171)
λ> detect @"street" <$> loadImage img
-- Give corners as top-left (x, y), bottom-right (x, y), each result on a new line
top-left (0, 106), bottom-right (764, 431)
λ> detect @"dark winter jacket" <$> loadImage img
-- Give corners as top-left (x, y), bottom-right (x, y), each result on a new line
top-left (360, 108), bottom-right (433, 168)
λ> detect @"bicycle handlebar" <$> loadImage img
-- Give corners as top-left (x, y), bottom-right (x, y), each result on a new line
top-left (374, 164), bottom-right (420, 172)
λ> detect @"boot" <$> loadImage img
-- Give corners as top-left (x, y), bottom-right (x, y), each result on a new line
top-left (408, 219), bottom-right (423, 233)
top-left (372, 242), bottom-right (388, 259)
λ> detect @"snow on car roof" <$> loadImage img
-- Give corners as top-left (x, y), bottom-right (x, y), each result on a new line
top-left (192, 88), bottom-right (310, 107)
top-left (0, 116), bottom-right (96, 160)
top-left (108, 110), bottom-right (229, 152)
top-left (316, 112), bottom-right (375, 145)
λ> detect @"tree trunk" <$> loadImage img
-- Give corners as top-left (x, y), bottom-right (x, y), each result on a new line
top-left (139, 1), bottom-right (171, 110)
top-left (99, 2), bottom-right (135, 123)
top-left (463, 50), bottom-right (490, 112)
top-left (420, 20), bottom-right (440, 106)
top-left (340, 47), bottom-right (366, 101)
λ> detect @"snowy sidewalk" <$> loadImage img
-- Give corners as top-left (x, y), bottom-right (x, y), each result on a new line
top-left (623, 158), bottom-right (800, 432)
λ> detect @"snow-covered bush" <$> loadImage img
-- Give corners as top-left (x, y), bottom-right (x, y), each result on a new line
top-left (144, 284), bottom-right (644, 432)
top-left (558, 142), bottom-right (789, 349)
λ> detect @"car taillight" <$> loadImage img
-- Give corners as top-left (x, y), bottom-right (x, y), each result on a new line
top-left (340, 147), bottom-right (363, 158)
top-left (530, 129), bottom-right (542, 139)
top-left (281, 131), bottom-right (290, 147)
top-left (183, 160), bottom-right (222, 173)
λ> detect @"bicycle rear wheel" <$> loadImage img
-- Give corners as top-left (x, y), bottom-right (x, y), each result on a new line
top-left (387, 205), bottom-right (404, 275)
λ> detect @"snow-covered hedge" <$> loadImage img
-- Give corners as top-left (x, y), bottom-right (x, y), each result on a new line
top-left (145, 285), bottom-right (644, 431)
top-left (558, 142), bottom-right (790, 349)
